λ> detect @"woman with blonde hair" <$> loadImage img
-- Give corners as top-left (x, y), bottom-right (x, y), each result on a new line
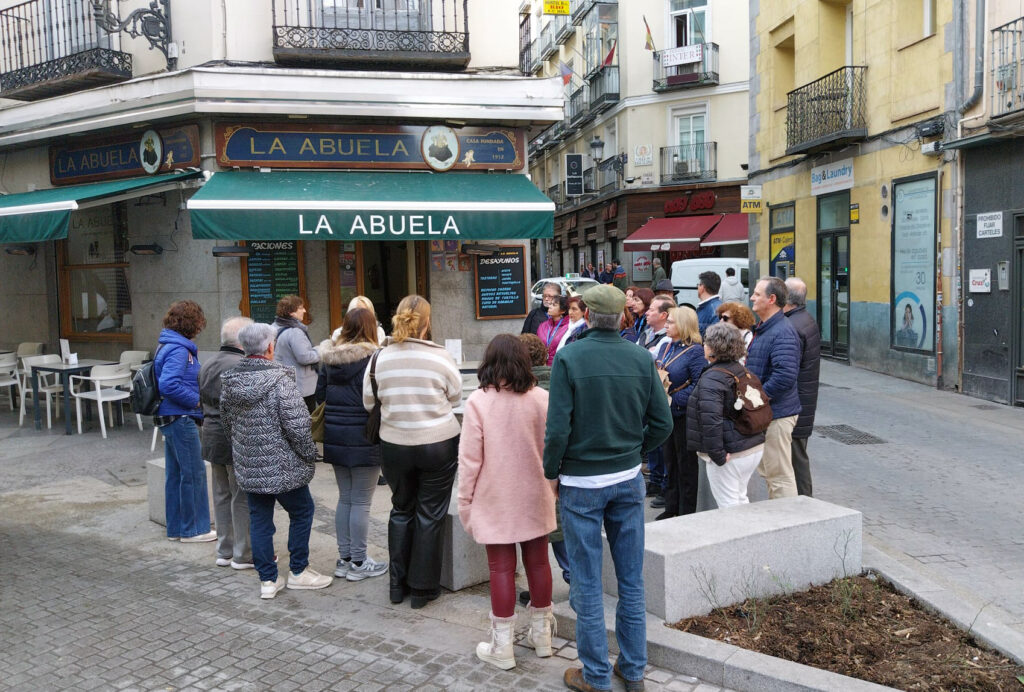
top-left (654, 306), bottom-right (708, 519)
top-left (333, 296), bottom-right (386, 344)
top-left (363, 295), bottom-right (462, 608)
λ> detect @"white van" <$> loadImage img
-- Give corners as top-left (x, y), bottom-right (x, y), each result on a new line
top-left (670, 258), bottom-right (750, 309)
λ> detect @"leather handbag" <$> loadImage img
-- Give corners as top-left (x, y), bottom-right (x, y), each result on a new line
top-left (364, 350), bottom-right (383, 444)
top-left (310, 401), bottom-right (326, 444)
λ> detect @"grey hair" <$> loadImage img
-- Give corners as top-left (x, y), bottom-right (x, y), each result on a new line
top-left (238, 322), bottom-right (276, 356)
top-left (704, 322), bottom-right (747, 363)
top-left (784, 277), bottom-right (807, 308)
top-left (652, 257), bottom-right (661, 267)
top-left (757, 276), bottom-right (788, 308)
top-left (220, 316), bottom-right (254, 347)
top-left (543, 282), bottom-right (560, 294)
top-left (588, 311), bottom-right (620, 331)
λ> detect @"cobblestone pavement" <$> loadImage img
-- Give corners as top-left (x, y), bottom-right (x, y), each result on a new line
top-left (0, 414), bottom-right (723, 691)
top-left (811, 361), bottom-right (1024, 626)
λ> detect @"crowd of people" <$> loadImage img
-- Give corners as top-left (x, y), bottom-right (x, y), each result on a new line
top-left (152, 266), bottom-right (821, 692)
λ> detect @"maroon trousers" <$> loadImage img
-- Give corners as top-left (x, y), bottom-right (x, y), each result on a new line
top-left (485, 535), bottom-right (553, 617)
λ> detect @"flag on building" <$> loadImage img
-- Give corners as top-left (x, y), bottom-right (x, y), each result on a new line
top-left (603, 39), bottom-right (617, 67)
top-left (558, 61), bottom-right (573, 86)
top-left (643, 16), bottom-right (656, 51)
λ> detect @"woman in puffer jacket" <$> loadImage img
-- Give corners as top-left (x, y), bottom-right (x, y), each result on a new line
top-left (315, 308), bottom-right (388, 583)
top-left (686, 322), bottom-right (766, 508)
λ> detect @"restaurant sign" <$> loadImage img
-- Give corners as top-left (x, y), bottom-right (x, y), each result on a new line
top-left (49, 125), bottom-right (200, 186)
top-left (216, 123), bottom-right (525, 171)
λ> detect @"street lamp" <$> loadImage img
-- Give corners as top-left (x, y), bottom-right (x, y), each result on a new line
top-left (589, 135), bottom-right (631, 187)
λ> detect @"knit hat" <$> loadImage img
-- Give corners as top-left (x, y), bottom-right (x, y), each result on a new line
top-left (581, 284), bottom-right (626, 315)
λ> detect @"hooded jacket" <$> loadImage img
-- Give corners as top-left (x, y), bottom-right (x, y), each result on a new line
top-left (221, 357), bottom-right (317, 495)
top-left (315, 339), bottom-right (380, 468)
top-left (154, 328), bottom-right (202, 419)
top-left (719, 275), bottom-right (746, 303)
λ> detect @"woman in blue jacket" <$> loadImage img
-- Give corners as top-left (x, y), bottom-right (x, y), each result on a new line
top-left (154, 300), bottom-right (215, 542)
top-left (654, 306), bottom-right (707, 519)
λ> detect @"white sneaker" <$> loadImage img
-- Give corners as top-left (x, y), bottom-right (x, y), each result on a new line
top-left (260, 576), bottom-right (286, 600)
top-left (346, 557), bottom-right (388, 582)
top-left (334, 558), bottom-right (350, 578)
top-left (287, 568), bottom-right (333, 590)
top-left (181, 530), bottom-right (218, 543)
top-left (215, 557), bottom-right (231, 567)
top-left (231, 560), bottom-right (255, 570)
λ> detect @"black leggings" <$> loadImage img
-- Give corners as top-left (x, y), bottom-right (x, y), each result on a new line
top-left (661, 416), bottom-right (698, 517)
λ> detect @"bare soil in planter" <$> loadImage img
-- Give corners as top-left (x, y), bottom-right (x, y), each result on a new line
top-left (671, 574), bottom-right (1024, 690)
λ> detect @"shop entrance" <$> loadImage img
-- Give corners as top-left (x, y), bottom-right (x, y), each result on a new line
top-left (1013, 235), bottom-right (1024, 406)
top-left (817, 192), bottom-right (850, 360)
top-left (327, 241), bottom-right (427, 334)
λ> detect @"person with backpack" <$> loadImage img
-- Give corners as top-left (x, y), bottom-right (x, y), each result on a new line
top-left (273, 295), bottom-right (320, 413)
top-left (686, 322), bottom-right (767, 508)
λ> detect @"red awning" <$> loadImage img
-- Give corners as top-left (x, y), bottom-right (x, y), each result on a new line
top-left (701, 214), bottom-right (749, 247)
top-left (622, 215), bottom-right (720, 251)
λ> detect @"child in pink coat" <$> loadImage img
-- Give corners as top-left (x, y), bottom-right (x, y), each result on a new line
top-left (458, 334), bottom-right (556, 671)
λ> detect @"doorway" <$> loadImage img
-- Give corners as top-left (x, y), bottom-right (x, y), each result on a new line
top-left (817, 192), bottom-right (850, 359)
top-left (328, 241), bottom-right (425, 335)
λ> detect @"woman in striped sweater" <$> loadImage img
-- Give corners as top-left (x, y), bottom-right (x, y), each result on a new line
top-left (363, 295), bottom-right (463, 609)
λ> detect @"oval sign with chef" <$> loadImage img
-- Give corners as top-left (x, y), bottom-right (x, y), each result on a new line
top-left (420, 125), bottom-right (460, 172)
top-left (140, 130), bottom-right (163, 175)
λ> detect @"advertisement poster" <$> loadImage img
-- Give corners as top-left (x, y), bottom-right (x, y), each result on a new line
top-left (891, 176), bottom-right (936, 352)
top-left (769, 231), bottom-right (795, 280)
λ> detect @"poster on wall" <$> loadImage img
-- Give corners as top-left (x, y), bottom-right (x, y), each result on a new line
top-left (890, 176), bottom-right (936, 353)
top-left (769, 232), bottom-right (795, 280)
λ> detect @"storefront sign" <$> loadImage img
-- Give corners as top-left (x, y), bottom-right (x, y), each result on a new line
top-left (770, 231), bottom-right (795, 279)
top-left (244, 241), bottom-right (303, 324)
top-left (968, 268), bottom-right (992, 293)
top-left (216, 123), bottom-right (524, 171)
top-left (543, 0), bottom-right (570, 14)
top-left (49, 125), bottom-right (200, 185)
top-left (632, 252), bottom-right (652, 281)
top-left (741, 187), bottom-right (763, 214)
top-left (661, 44), bottom-right (703, 67)
top-left (664, 190), bottom-right (717, 215)
top-left (976, 211), bottom-right (1003, 238)
top-left (475, 246), bottom-right (528, 319)
top-left (891, 176), bottom-right (936, 353)
top-left (810, 158), bottom-right (855, 196)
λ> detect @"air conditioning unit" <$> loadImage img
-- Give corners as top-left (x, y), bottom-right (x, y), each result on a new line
top-left (921, 141), bottom-right (942, 157)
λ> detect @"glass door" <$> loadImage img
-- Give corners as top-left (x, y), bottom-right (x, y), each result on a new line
top-left (328, 241), bottom-right (415, 336)
top-left (817, 192), bottom-right (850, 359)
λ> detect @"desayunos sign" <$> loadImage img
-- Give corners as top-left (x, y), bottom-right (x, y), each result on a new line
top-left (810, 158), bottom-right (855, 196)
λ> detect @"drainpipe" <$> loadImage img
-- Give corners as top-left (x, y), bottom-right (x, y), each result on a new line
top-left (959, 0), bottom-right (985, 116)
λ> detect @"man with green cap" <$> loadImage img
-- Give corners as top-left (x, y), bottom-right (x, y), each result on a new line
top-left (543, 284), bottom-right (673, 692)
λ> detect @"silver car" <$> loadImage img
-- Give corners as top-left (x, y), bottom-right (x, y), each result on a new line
top-left (529, 276), bottom-right (600, 306)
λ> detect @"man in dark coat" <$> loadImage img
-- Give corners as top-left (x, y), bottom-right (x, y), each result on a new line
top-left (522, 282), bottom-right (560, 335)
top-left (746, 276), bottom-right (802, 499)
top-left (784, 277), bottom-right (821, 497)
top-left (695, 271), bottom-right (722, 338)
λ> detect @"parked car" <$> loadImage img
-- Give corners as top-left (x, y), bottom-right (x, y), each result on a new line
top-left (670, 258), bottom-right (749, 308)
top-left (529, 275), bottom-right (599, 305)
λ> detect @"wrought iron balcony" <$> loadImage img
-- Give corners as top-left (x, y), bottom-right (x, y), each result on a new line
top-left (786, 66), bottom-right (867, 155)
top-left (272, 0), bottom-right (469, 71)
top-left (992, 17), bottom-right (1024, 118)
top-left (0, 0), bottom-right (131, 101)
top-left (528, 39), bottom-right (543, 74)
top-left (659, 142), bottom-right (717, 185)
top-left (589, 65), bottom-right (618, 113)
top-left (598, 165), bottom-right (618, 194)
top-left (568, 82), bottom-right (593, 127)
top-left (539, 21), bottom-right (556, 61)
top-left (571, 0), bottom-right (615, 27)
top-left (553, 15), bottom-right (573, 44)
top-left (653, 43), bottom-right (719, 92)
top-left (547, 183), bottom-right (563, 207)
top-left (583, 165), bottom-right (595, 193)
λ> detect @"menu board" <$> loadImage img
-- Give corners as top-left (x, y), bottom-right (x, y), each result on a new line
top-left (474, 245), bottom-right (528, 320)
top-left (243, 241), bottom-right (303, 323)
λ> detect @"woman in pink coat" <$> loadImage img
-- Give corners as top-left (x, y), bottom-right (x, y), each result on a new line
top-left (458, 334), bottom-right (556, 671)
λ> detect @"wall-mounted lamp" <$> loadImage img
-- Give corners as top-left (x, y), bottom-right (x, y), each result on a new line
top-left (460, 243), bottom-right (500, 256)
top-left (4, 245), bottom-right (36, 256)
top-left (212, 246), bottom-right (253, 258)
top-left (129, 243), bottom-right (164, 256)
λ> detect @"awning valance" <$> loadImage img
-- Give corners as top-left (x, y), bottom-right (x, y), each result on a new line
top-left (622, 215), bottom-right (719, 251)
top-left (701, 214), bottom-right (749, 247)
top-left (0, 172), bottom-right (202, 243)
top-left (187, 171), bottom-right (555, 241)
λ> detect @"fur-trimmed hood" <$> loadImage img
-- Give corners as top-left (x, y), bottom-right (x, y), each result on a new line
top-left (317, 339), bottom-right (378, 366)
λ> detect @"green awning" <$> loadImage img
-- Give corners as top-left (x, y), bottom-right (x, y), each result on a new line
top-left (187, 171), bottom-right (555, 241)
top-left (0, 172), bottom-right (202, 243)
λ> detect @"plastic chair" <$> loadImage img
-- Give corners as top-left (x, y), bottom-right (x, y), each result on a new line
top-left (0, 353), bottom-right (19, 411)
top-left (70, 363), bottom-right (140, 439)
top-left (19, 354), bottom-right (63, 428)
top-left (119, 350), bottom-right (150, 369)
top-left (14, 342), bottom-right (44, 388)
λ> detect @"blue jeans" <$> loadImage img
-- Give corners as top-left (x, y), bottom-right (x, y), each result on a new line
top-left (163, 416), bottom-right (211, 539)
top-left (560, 472), bottom-right (647, 689)
top-left (246, 485), bottom-right (315, 583)
top-left (647, 446), bottom-right (666, 491)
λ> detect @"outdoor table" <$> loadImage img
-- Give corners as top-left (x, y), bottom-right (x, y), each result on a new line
top-left (31, 359), bottom-right (116, 435)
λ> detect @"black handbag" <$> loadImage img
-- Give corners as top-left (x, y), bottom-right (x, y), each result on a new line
top-left (365, 350), bottom-right (382, 444)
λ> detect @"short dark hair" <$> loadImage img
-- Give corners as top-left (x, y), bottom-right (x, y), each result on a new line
top-left (163, 300), bottom-right (206, 339)
top-left (612, 258), bottom-right (620, 265)
top-left (725, 267), bottom-right (736, 277)
top-left (551, 294), bottom-right (568, 315)
top-left (651, 295), bottom-right (676, 314)
top-left (478, 334), bottom-right (536, 393)
top-left (698, 271), bottom-right (721, 295)
top-left (758, 276), bottom-right (788, 308)
top-left (567, 295), bottom-right (587, 312)
top-left (336, 307), bottom-right (378, 346)
top-left (276, 294), bottom-right (304, 319)
top-left (518, 333), bottom-right (548, 367)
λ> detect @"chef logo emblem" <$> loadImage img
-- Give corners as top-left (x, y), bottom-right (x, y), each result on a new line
top-left (421, 125), bottom-right (460, 172)
top-left (140, 130), bottom-right (163, 174)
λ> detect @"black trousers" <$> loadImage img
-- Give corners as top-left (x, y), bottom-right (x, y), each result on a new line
top-left (661, 416), bottom-right (698, 517)
top-left (380, 436), bottom-right (459, 594)
top-left (791, 436), bottom-right (813, 497)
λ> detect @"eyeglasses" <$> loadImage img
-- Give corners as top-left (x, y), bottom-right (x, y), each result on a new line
top-left (720, 315), bottom-right (731, 322)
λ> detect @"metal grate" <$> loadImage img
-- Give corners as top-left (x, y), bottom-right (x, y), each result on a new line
top-left (972, 404), bottom-right (1000, 411)
top-left (815, 424), bottom-right (886, 445)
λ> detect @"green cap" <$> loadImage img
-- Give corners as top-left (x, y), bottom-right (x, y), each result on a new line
top-left (581, 284), bottom-right (626, 315)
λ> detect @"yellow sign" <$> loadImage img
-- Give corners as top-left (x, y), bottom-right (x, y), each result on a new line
top-left (544, 0), bottom-right (570, 14)
top-left (741, 199), bottom-right (763, 214)
top-left (770, 231), bottom-right (794, 258)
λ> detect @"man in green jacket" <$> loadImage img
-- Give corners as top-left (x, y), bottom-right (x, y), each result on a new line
top-left (544, 284), bottom-right (673, 692)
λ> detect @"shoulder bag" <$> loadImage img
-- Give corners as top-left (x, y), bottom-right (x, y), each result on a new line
top-left (656, 343), bottom-right (698, 404)
top-left (364, 349), bottom-right (383, 444)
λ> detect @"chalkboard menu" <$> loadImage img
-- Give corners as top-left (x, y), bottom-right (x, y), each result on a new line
top-left (243, 241), bottom-right (303, 323)
top-left (474, 245), bottom-right (528, 320)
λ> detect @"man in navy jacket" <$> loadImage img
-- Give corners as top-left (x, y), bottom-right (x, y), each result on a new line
top-left (746, 276), bottom-right (801, 498)
top-left (783, 277), bottom-right (821, 497)
top-left (695, 271), bottom-right (722, 338)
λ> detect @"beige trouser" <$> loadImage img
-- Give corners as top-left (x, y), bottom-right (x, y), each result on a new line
top-left (757, 415), bottom-right (798, 498)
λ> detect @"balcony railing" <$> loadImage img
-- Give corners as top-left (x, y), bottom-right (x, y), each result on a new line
top-left (272, 0), bottom-right (469, 70)
top-left (598, 165), bottom-right (618, 194)
top-left (786, 66), bottom-right (867, 155)
top-left (554, 15), bottom-right (573, 44)
top-left (589, 65), bottom-right (618, 113)
top-left (0, 0), bottom-right (131, 101)
top-left (571, 0), bottom-right (615, 26)
top-left (583, 165), bottom-right (596, 193)
top-left (659, 142), bottom-right (717, 185)
top-left (568, 82), bottom-right (592, 127)
top-left (529, 39), bottom-right (543, 73)
top-left (653, 43), bottom-right (719, 92)
top-left (547, 183), bottom-right (564, 207)
top-left (539, 21), bottom-right (556, 61)
top-left (992, 17), bottom-right (1024, 118)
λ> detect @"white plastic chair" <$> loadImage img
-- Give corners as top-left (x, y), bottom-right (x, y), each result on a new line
top-left (14, 342), bottom-right (44, 390)
top-left (19, 354), bottom-right (63, 428)
top-left (119, 350), bottom-right (150, 369)
top-left (70, 363), bottom-right (140, 439)
top-left (0, 353), bottom-right (19, 411)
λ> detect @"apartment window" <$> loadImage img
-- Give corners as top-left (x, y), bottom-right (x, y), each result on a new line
top-left (897, 0), bottom-right (936, 46)
top-left (583, 4), bottom-right (617, 75)
top-left (669, 0), bottom-right (708, 48)
top-left (605, 120), bottom-right (617, 158)
top-left (675, 111), bottom-right (706, 149)
top-left (320, 0), bottom-right (425, 30)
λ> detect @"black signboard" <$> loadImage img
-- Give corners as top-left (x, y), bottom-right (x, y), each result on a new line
top-left (244, 241), bottom-right (303, 323)
top-left (565, 153), bottom-right (584, 197)
top-left (474, 245), bottom-right (529, 320)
